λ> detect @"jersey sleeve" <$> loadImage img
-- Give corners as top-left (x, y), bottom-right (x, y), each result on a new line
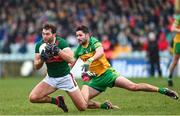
top-left (58, 38), bottom-right (69, 49)
top-left (35, 42), bottom-right (41, 53)
top-left (74, 46), bottom-right (80, 59)
top-left (91, 37), bottom-right (102, 50)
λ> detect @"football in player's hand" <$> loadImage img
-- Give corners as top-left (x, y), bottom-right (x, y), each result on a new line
top-left (39, 43), bottom-right (47, 54)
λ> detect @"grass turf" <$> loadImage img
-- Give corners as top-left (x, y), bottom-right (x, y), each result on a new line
top-left (0, 77), bottom-right (180, 115)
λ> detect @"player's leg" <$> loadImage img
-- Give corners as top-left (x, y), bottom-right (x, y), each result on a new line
top-left (81, 85), bottom-right (115, 109)
top-left (81, 85), bottom-right (101, 109)
top-left (29, 76), bottom-right (68, 112)
top-left (55, 73), bottom-right (87, 111)
top-left (114, 76), bottom-right (179, 100)
top-left (168, 54), bottom-right (180, 86)
top-left (67, 87), bottom-right (88, 111)
top-left (81, 72), bottom-right (119, 110)
top-left (29, 81), bottom-right (56, 103)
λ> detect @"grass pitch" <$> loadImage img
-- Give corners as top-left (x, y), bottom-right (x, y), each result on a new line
top-left (0, 77), bottom-right (180, 115)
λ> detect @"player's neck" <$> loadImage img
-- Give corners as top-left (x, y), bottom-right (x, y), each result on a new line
top-left (82, 39), bottom-right (90, 48)
top-left (48, 37), bottom-right (56, 44)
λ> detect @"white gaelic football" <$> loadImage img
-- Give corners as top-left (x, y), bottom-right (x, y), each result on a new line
top-left (39, 43), bottom-right (47, 53)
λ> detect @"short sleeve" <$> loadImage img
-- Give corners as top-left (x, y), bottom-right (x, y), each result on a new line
top-left (58, 38), bottom-right (69, 49)
top-left (74, 46), bottom-right (80, 59)
top-left (90, 37), bottom-right (102, 50)
top-left (94, 42), bottom-right (102, 49)
top-left (35, 42), bottom-right (41, 53)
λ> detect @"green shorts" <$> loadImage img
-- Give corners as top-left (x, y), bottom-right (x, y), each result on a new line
top-left (83, 67), bottom-right (120, 92)
top-left (174, 42), bottom-right (180, 54)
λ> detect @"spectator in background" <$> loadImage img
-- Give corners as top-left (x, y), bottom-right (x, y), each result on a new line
top-left (0, 0), bottom-right (174, 55)
top-left (147, 32), bottom-right (162, 77)
top-left (2, 39), bottom-right (11, 54)
top-left (101, 34), bottom-right (113, 64)
top-left (18, 39), bottom-right (27, 54)
top-left (158, 30), bottom-right (169, 51)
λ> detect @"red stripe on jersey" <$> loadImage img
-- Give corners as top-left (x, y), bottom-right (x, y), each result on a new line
top-left (46, 56), bottom-right (63, 63)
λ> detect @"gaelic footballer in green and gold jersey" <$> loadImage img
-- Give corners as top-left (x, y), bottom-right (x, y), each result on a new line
top-left (168, 13), bottom-right (180, 86)
top-left (172, 14), bottom-right (180, 54)
top-left (74, 26), bottom-right (179, 111)
top-left (75, 25), bottom-right (120, 92)
top-left (75, 36), bottom-right (111, 77)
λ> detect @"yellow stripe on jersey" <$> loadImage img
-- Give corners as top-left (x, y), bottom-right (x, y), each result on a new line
top-left (80, 52), bottom-right (110, 77)
top-left (174, 25), bottom-right (180, 43)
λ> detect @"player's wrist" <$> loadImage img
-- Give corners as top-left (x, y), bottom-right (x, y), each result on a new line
top-left (87, 57), bottom-right (94, 64)
top-left (57, 49), bottom-right (61, 55)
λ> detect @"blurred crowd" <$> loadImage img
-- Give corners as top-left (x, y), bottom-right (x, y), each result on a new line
top-left (0, 0), bottom-right (175, 59)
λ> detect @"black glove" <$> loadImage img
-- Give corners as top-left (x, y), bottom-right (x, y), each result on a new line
top-left (45, 43), bottom-right (60, 56)
top-left (40, 50), bottom-right (50, 62)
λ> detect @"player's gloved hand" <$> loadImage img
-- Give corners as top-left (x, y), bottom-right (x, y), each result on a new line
top-left (81, 71), bottom-right (96, 82)
top-left (50, 43), bottom-right (60, 56)
top-left (82, 57), bottom-right (94, 72)
top-left (81, 72), bottom-right (91, 82)
top-left (45, 43), bottom-right (60, 56)
top-left (40, 50), bottom-right (50, 62)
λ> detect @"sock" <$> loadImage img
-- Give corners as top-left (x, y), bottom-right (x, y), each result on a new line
top-left (168, 73), bottom-right (173, 79)
top-left (158, 88), bottom-right (167, 94)
top-left (100, 102), bottom-right (108, 109)
top-left (51, 97), bottom-right (57, 104)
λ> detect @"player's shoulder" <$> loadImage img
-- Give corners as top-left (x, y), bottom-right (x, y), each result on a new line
top-left (35, 40), bottom-right (43, 47)
top-left (56, 36), bottom-right (69, 48)
top-left (90, 36), bottom-right (99, 42)
top-left (56, 36), bottom-right (67, 43)
top-left (89, 36), bottom-right (100, 45)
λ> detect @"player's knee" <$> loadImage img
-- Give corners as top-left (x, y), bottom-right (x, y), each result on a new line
top-left (77, 103), bottom-right (87, 111)
top-left (128, 84), bottom-right (138, 91)
top-left (29, 94), bottom-right (39, 103)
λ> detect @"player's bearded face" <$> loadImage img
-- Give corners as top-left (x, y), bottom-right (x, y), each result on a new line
top-left (42, 29), bottom-right (55, 43)
top-left (76, 31), bottom-right (88, 45)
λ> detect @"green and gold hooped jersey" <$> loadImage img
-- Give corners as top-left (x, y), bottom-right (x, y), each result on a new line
top-left (75, 36), bottom-right (110, 77)
top-left (35, 36), bottom-right (70, 77)
top-left (173, 15), bottom-right (180, 43)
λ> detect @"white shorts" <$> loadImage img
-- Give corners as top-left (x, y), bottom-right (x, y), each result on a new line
top-left (42, 73), bottom-right (78, 92)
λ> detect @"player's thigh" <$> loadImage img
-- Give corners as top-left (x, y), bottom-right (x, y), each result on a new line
top-left (81, 85), bottom-right (100, 102)
top-left (174, 42), bottom-right (180, 54)
top-left (173, 54), bottom-right (180, 63)
top-left (29, 81), bottom-right (57, 98)
top-left (67, 88), bottom-right (87, 110)
top-left (114, 76), bottom-right (137, 89)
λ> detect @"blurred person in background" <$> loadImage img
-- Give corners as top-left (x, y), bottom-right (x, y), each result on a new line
top-left (29, 23), bottom-right (88, 112)
top-left (101, 34), bottom-right (113, 65)
top-left (74, 25), bottom-right (178, 110)
top-left (147, 32), bottom-right (162, 77)
top-left (168, 11), bottom-right (180, 87)
top-left (0, 0), bottom-right (175, 55)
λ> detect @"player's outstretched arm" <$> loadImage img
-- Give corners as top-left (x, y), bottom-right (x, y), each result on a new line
top-left (34, 53), bottom-right (44, 70)
top-left (91, 46), bottom-right (104, 61)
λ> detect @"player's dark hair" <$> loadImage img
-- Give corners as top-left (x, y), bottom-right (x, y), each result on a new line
top-left (42, 23), bottom-right (57, 34)
top-left (76, 25), bottom-right (89, 34)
